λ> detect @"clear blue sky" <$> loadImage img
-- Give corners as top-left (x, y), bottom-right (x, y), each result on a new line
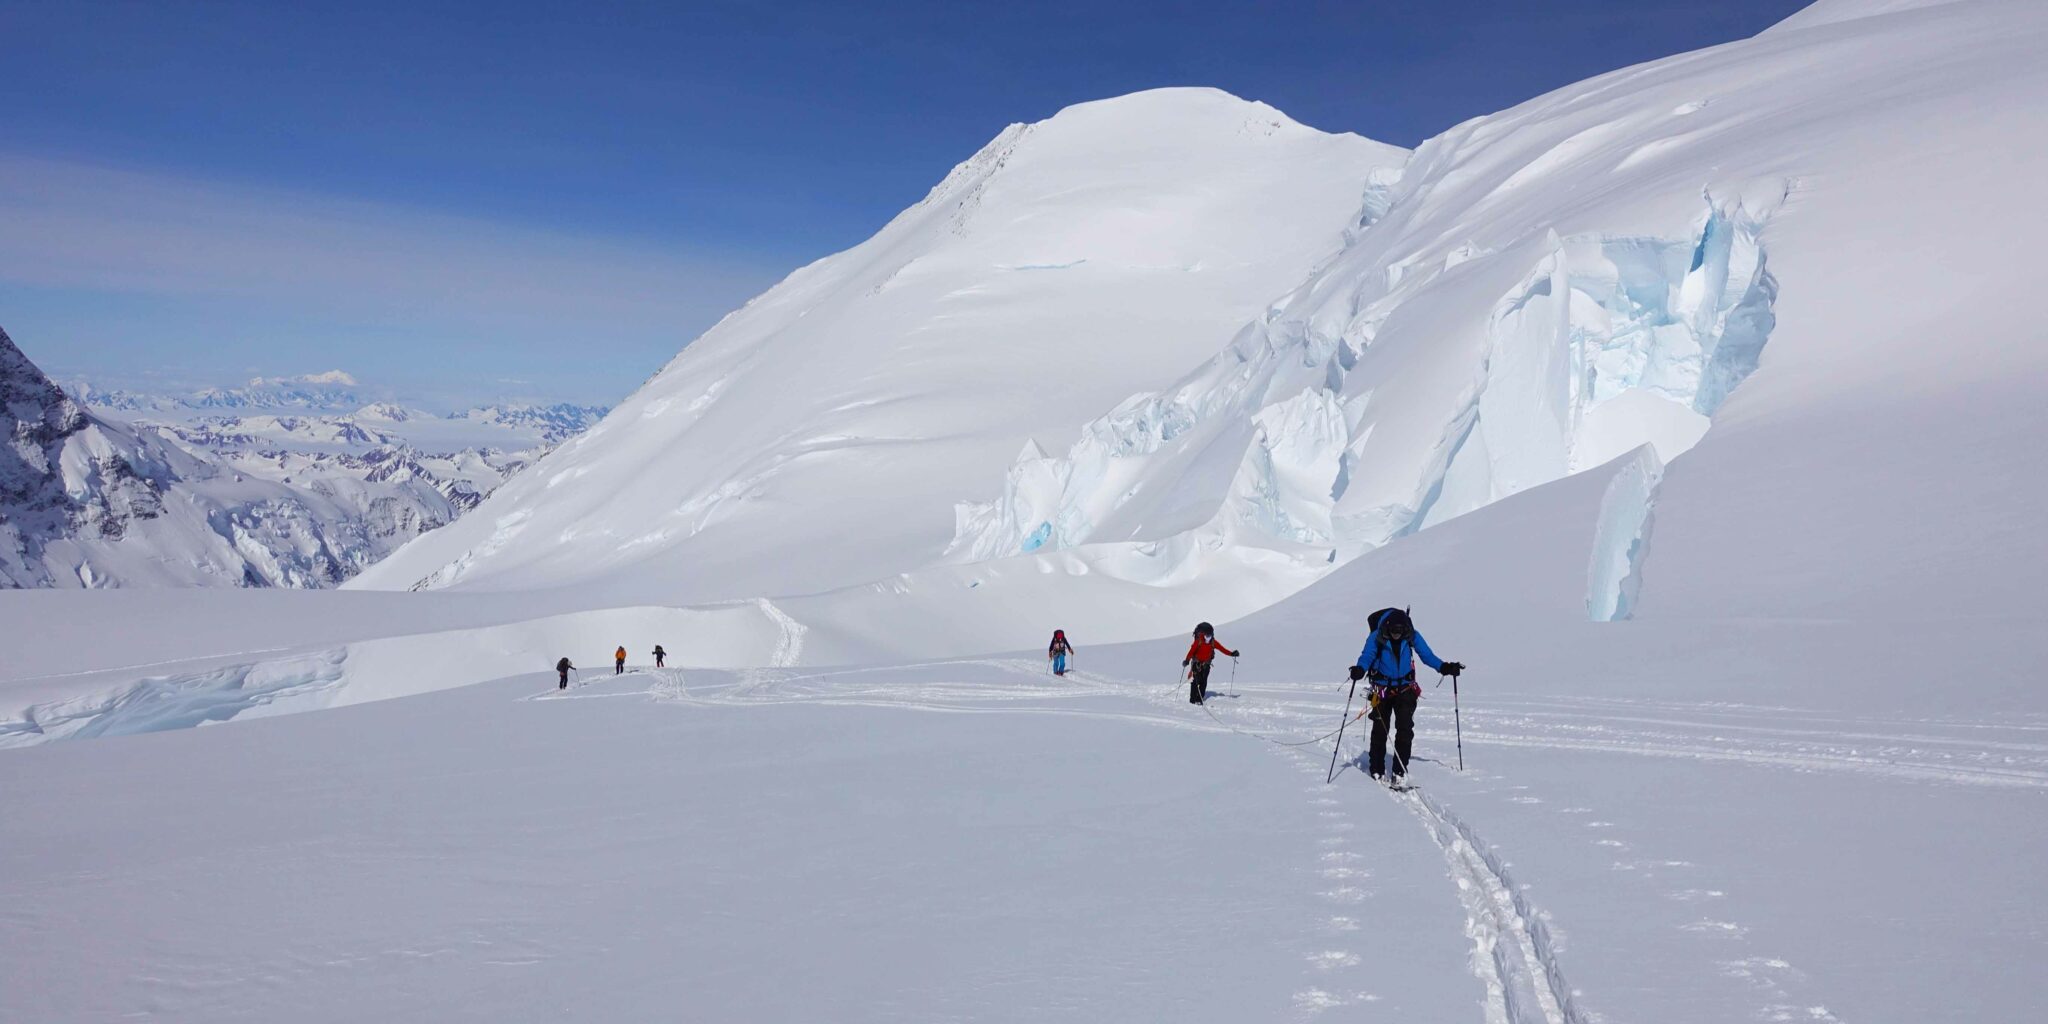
top-left (0, 0), bottom-right (1808, 409)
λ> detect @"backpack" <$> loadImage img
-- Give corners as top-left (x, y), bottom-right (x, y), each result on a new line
top-left (556, 657), bottom-right (570, 672)
top-left (1364, 607), bottom-right (1415, 684)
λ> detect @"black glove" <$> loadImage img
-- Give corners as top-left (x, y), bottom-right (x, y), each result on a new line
top-left (1182, 659), bottom-right (1191, 668)
top-left (1348, 665), bottom-right (1365, 682)
top-left (1440, 661), bottom-right (1464, 677)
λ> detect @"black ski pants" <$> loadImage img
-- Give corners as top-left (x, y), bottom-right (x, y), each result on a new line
top-left (558, 670), bottom-right (569, 689)
top-left (1368, 684), bottom-right (1420, 776)
top-left (1188, 660), bottom-right (1213, 704)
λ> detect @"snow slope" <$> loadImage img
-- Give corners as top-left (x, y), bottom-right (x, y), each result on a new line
top-left (5, 2), bottom-right (2048, 1019)
top-left (0, 664), bottom-right (1498, 1023)
top-left (353, 89), bottom-right (1406, 601)
top-left (13, 0), bottom-right (2048, 704)
top-left (6, 515), bottom-right (2044, 1020)
top-left (357, 0), bottom-right (2047, 650)
top-left (948, 0), bottom-right (2048, 634)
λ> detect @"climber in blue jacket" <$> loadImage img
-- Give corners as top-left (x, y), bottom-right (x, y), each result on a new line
top-left (1348, 608), bottom-right (1463, 781)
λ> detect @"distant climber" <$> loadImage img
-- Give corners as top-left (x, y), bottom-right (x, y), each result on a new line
top-left (1347, 608), bottom-right (1463, 783)
top-left (615, 646), bottom-right (628, 675)
top-left (1048, 630), bottom-right (1074, 675)
top-left (1182, 622), bottom-right (1239, 705)
top-left (556, 656), bottom-right (574, 690)
top-left (653, 645), bottom-right (667, 669)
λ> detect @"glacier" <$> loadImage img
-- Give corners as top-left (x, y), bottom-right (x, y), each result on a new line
top-left (6, 1), bottom-right (2048, 1021)
top-left (948, 200), bottom-right (1778, 604)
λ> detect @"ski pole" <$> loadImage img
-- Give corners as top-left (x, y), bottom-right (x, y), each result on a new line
top-left (1326, 674), bottom-right (1358, 784)
top-left (1451, 671), bottom-right (1464, 771)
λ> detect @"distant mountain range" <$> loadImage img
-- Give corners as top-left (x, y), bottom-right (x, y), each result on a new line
top-left (64, 373), bottom-right (607, 446)
top-left (2, 333), bottom-right (608, 588)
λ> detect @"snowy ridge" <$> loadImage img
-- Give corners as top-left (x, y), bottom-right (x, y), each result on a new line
top-left (352, 88), bottom-right (1408, 602)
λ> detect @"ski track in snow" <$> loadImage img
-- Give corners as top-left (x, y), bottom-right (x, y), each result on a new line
top-left (620, 659), bottom-right (1589, 1019)
top-left (556, 661), bottom-right (2042, 1021)
top-left (1395, 785), bottom-right (1582, 1024)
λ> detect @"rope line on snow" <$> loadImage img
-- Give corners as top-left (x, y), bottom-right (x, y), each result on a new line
top-left (1189, 662), bottom-right (1354, 753)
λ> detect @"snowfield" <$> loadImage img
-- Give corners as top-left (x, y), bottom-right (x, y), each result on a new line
top-left (5, 0), bottom-right (2048, 1020)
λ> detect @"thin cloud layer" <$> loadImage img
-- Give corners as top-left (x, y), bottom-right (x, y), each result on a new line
top-left (0, 153), bottom-right (785, 396)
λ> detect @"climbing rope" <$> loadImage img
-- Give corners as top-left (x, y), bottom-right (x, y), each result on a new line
top-left (1192, 663), bottom-right (1354, 751)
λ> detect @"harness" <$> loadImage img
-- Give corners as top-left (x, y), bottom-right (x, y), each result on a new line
top-left (1365, 634), bottom-right (1418, 708)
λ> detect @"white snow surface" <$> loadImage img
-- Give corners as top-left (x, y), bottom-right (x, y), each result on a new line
top-left (353, 88), bottom-right (1407, 602)
top-left (6, 1), bottom-right (2048, 1020)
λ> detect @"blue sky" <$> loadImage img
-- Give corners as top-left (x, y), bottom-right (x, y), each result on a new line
top-left (0, 0), bottom-right (1808, 408)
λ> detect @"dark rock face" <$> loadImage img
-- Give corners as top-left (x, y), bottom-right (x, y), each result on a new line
top-left (1, 327), bottom-right (175, 584)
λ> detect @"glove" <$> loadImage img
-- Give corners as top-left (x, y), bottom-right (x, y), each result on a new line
top-left (1440, 661), bottom-right (1464, 677)
top-left (1182, 659), bottom-right (1191, 668)
top-left (1348, 665), bottom-right (1365, 682)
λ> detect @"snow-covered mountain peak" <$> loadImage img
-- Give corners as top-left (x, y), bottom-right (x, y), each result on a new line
top-left (353, 402), bottom-right (412, 422)
top-left (913, 87), bottom-right (1386, 264)
top-left (250, 370), bottom-right (358, 388)
top-left (353, 92), bottom-right (1408, 597)
top-left (1010, 86), bottom-right (1333, 158)
top-left (188, 372), bottom-right (364, 412)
